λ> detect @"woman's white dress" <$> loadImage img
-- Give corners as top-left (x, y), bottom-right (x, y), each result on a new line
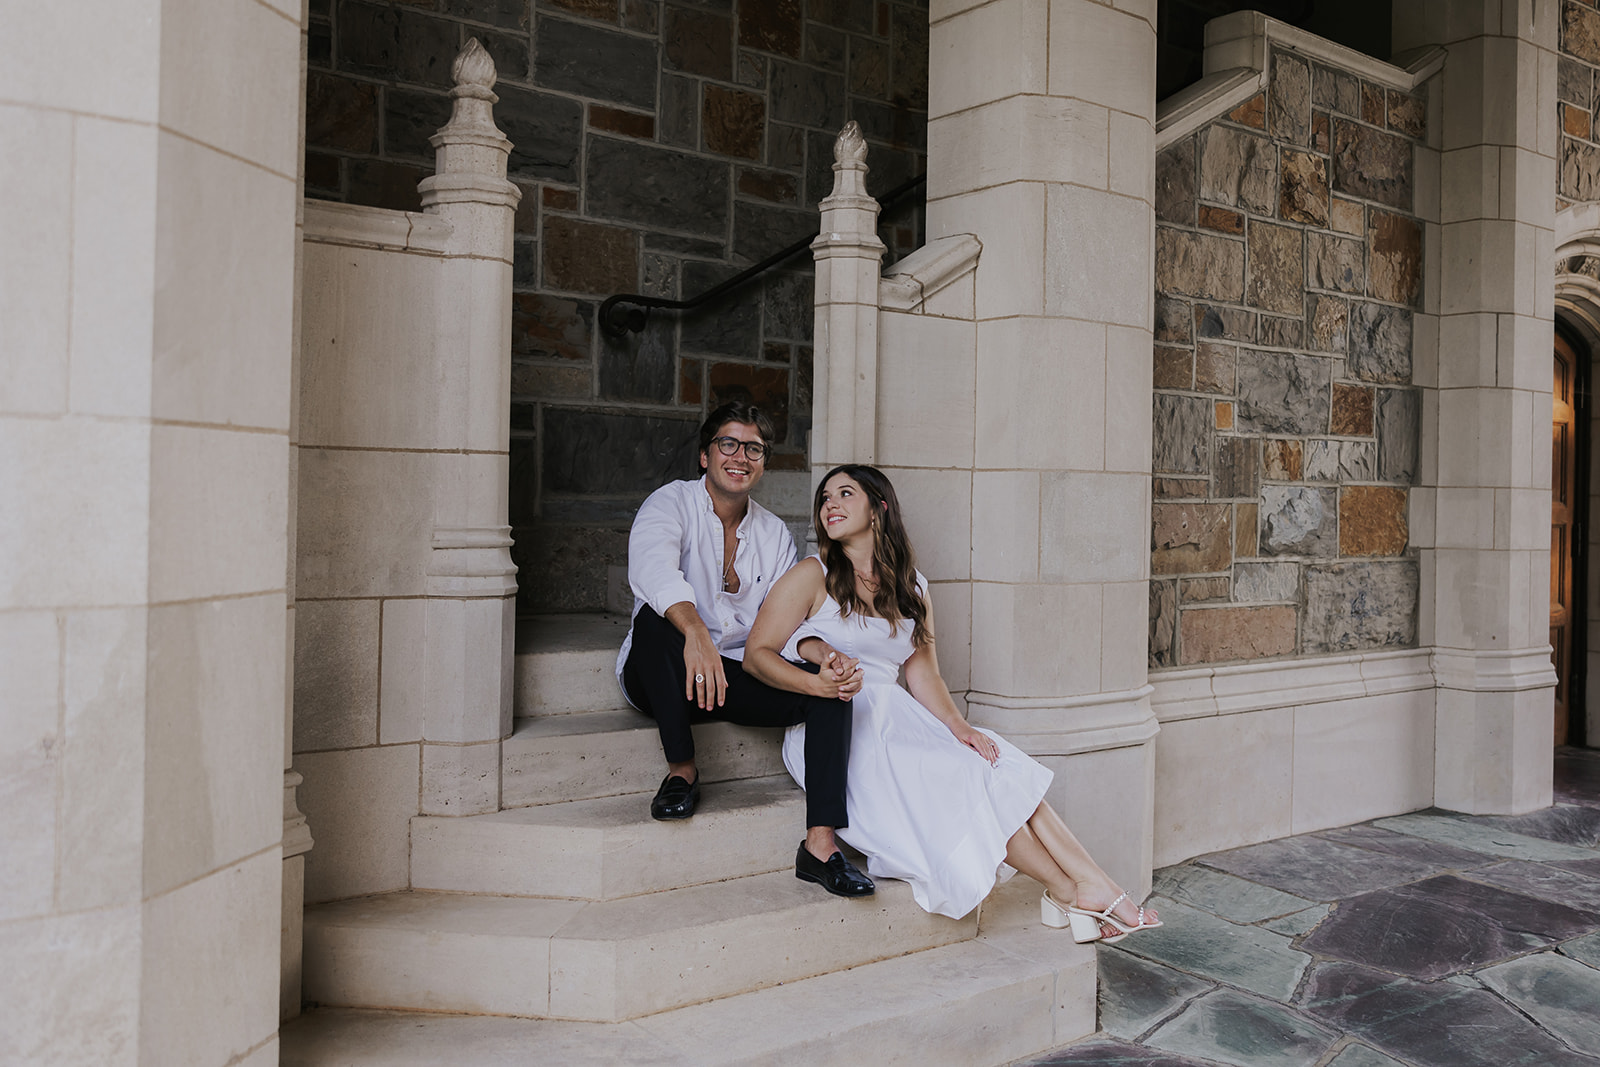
top-left (782, 564), bottom-right (1054, 919)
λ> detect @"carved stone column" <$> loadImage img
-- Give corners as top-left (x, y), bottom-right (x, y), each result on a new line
top-left (924, 2), bottom-right (1160, 893)
top-left (415, 39), bottom-right (522, 815)
top-left (812, 121), bottom-right (887, 477)
top-left (1396, 0), bottom-right (1558, 813)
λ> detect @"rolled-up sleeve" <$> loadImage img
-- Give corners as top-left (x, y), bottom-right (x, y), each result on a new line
top-left (628, 488), bottom-right (698, 617)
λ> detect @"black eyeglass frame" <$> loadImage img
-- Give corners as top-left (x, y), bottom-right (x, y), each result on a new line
top-left (710, 435), bottom-right (770, 462)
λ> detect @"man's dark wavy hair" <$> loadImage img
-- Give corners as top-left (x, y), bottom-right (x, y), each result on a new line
top-left (698, 400), bottom-right (776, 460)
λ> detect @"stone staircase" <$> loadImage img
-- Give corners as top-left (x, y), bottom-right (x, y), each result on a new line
top-left (289, 615), bottom-right (1098, 1064)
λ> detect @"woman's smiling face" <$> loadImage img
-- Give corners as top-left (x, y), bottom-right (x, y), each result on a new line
top-left (818, 472), bottom-right (872, 542)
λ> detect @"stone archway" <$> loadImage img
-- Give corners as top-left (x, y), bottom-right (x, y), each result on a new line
top-left (1553, 206), bottom-right (1600, 746)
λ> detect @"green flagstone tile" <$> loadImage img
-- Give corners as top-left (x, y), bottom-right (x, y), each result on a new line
top-left (1098, 947), bottom-right (1214, 1041)
top-left (1112, 898), bottom-right (1312, 1002)
top-left (1562, 930), bottom-right (1600, 970)
top-left (1372, 813), bottom-right (1600, 863)
top-left (1326, 1044), bottom-right (1409, 1067)
top-left (1479, 953), bottom-right (1600, 1053)
top-left (1145, 988), bottom-right (1335, 1067)
top-left (1154, 865), bottom-right (1315, 924)
top-left (1259, 904), bottom-right (1329, 938)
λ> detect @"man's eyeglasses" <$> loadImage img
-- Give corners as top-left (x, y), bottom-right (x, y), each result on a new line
top-left (711, 436), bottom-right (769, 462)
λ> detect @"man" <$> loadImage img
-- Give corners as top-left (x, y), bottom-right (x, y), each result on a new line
top-left (616, 400), bottom-right (873, 897)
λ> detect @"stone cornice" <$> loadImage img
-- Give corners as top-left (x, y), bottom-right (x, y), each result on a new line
top-left (879, 233), bottom-right (982, 312)
top-left (303, 199), bottom-right (452, 254)
top-left (965, 686), bottom-right (1159, 756)
top-left (1156, 12), bottom-right (1446, 150)
top-left (1151, 648), bottom-right (1434, 721)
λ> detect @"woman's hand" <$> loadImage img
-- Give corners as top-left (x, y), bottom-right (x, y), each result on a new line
top-left (811, 649), bottom-right (864, 700)
top-left (954, 724), bottom-right (999, 766)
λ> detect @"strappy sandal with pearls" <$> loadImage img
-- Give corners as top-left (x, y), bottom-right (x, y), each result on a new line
top-left (1041, 890), bottom-right (1162, 944)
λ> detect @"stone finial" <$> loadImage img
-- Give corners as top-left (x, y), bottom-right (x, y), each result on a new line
top-left (427, 38), bottom-right (509, 173)
top-left (834, 121), bottom-right (867, 167)
top-left (419, 37), bottom-right (519, 209)
top-left (454, 37), bottom-right (497, 93)
top-left (824, 121), bottom-right (871, 204)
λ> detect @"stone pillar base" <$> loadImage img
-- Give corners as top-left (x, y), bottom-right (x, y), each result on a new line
top-left (968, 689), bottom-right (1158, 897)
top-left (1434, 648), bottom-right (1557, 814)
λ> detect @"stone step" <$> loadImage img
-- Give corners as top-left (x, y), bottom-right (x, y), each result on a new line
top-left (501, 710), bottom-right (786, 808)
top-left (283, 876), bottom-right (1098, 1066)
top-left (303, 872), bottom-right (973, 1023)
top-left (412, 775), bottom-right (806, 900)
top-left (514, 613), bottom-right (631, 718)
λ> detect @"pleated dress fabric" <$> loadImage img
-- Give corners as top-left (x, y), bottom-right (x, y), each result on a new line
top-left (781, 563), bottom-right (1054, 919)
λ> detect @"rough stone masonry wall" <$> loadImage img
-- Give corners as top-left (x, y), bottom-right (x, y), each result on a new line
top-left (1148, 50), bottom-right (1424, 669)
top-left (304, 0), bottom-right (929, 611)
top-left (1559, 1), bottom-right (1600, 204)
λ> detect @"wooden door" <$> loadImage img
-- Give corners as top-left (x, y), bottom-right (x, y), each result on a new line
top-left (1554, 333), bottom-right (1578, 746)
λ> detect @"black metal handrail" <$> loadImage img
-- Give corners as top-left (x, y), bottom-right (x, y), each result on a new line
top-left (598, 173), bottom-right (927, 337)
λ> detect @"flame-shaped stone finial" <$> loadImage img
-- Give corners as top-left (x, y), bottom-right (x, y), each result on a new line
top-left (453, 37), bottom-right (497, 92)
top-left (834, 121), bottom-right (867, 167)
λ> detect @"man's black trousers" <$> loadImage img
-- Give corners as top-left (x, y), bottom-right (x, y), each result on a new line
top-left (621, 605), bottom-right (850, 829)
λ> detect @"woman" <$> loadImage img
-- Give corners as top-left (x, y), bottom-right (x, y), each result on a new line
top-left (744, 464), bottom-right (1160, 942)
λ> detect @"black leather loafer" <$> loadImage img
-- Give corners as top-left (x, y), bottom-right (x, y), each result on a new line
top-left (794, 843), bottom-right (875, 897)
top-left (650, 774), bottom-right (700, 820)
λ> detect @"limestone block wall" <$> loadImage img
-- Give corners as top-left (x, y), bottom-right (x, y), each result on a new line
top-left (1148, 49), bottom-right (1425, 669)
top-left (295, 222), bottom-right (446, 905)
top-left (302, 0), bottom-right (929, 611)
top-left (3, 0), bottom-right (300, 1061)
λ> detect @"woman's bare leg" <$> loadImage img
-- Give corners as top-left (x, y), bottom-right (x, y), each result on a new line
top-left (1003, 820), bottom-right (1076, 904)
top-left (1026, 802), bottom-right (1158, 930)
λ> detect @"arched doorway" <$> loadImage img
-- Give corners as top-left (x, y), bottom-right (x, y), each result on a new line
top-left (1552, 321), bottom-right (1589, 746)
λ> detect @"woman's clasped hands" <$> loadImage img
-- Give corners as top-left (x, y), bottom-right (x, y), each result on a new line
top-left (814, 648), bottom-right (864, 701)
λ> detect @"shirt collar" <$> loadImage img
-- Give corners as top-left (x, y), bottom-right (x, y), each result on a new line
top-left (698, 475), bottom-right (753, 537)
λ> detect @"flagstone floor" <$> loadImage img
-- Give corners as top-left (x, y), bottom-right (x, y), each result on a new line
top-left (1021, 747), bottom-right (1600, 1067)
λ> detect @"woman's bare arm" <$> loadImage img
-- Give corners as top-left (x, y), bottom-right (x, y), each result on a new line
top-left (745, 559), bottom-right (861, 699)
top-left (902, 596), bottom-right (999, 764)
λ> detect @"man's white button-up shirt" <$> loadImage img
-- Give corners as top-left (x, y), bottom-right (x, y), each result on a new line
top-left (615, 476), bottom-right (798, 696)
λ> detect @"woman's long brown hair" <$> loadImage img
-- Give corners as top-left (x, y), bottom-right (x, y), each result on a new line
top-left (813, 464), bottom-right (930, 649)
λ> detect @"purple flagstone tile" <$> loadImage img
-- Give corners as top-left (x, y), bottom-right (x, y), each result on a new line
top-left (1315, 823), bottom-right (1497, 870)
top-left (1553, 857), bottom-right (1600, 879)
top-left (1300, 876), bottom-right (1600, 980)
top-left (1464, 860), bottom-right (1600, 913)
top-left (1198, 834), bottom-right (1443, 901)
top-left (1025, 1038), bottom-right (1215, 1066)
top-left (1303, 961), bottom-right (1600, 1067)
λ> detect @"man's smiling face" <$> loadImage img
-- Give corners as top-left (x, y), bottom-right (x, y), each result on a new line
top-left (701, 420), bottom-right (767, 499)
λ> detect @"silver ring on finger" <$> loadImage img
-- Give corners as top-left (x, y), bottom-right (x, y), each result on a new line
top-left (695, 674), bottom-right (705, 684)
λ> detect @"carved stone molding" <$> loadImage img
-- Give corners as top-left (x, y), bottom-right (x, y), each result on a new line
top-left (283, 769), bottom-right (313, 860)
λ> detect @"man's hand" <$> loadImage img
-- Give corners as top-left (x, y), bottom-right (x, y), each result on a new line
top-left (682, 627), bottom-right (727, 710)
top-left (665, 601), bottom-right (727, 710)
top-left (812, 649), bottom-right (863, 701)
